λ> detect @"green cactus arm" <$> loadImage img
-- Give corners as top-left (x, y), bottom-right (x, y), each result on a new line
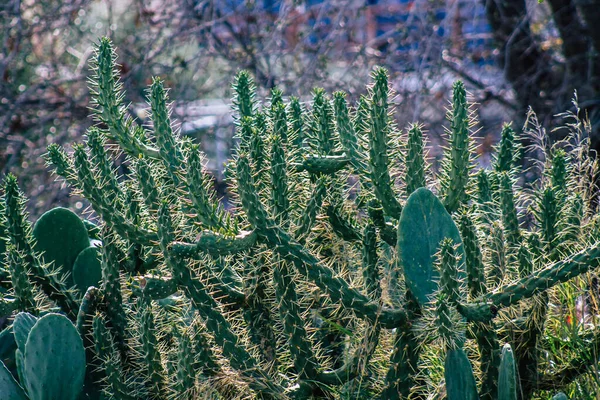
top-left (459, 241), bottom-right (600, 322)
top-left (293, 155), bottom-right (350, 174)
top-left (535, 186), bottom-right (560, 258)
top-left (138, 302), bottom-right (167, 399)
top-left (324, 202), bottom-right (362, 243)
top-left (498, 172), bottom-right (521, 251)
top-left (366, 200), bottom-right (397, 247)
top-left (92, 314), bottom-right (135, 400)
top-left (439, 238), bottom-right (462, 305)
top-left (307, 88), bottom-right (337, 155)
top-left (6, 244), bottom-right (36, 314)
top-left (381, 291), bottom-right (422, 399)
top-left (288, 96), bottom-right (305, 150)
top-left (405, 124), bottom-right (427, 196)
top-left (367, 68), bottom-right (402, 219)
top-left (318, 320), bottom-right (382, 386)
top-left (441, 81), bottom-right (473, 214)
top-left (273, 257), bottom-right (321, 382)
top-left (3, 174), bottom-right (78, 319)
top-left (72, 145), bottom-right (157, 244)
top-left (362, 222), bottom-right (381, 299)
top-left (458, 211), bottom-right (486, 298)
top-left (474, 321), bottom-right (500, 400)
top-left (86, 128), bottom-right (125, 210)
top-left (149, 77), bottom-right (184, 187)
top-left (157, 202), bottom-right (283, 398)
top-left (294, 178), bottom-right (327, 241)
top-left (174, 329), bottom-right (195, 396)
top-left (45, 143), bottom-right (77, 184)
top-left (90, 38), bottom-right (159, 159)
top-left (242, 252), bottom-right (278, 365)
top-left (185, 143), bottom-right (228, 231)
top-left (191, 320), bottom-right (221, 376)
top-left (334, 91), bottom-right (368, 175)
top-left (494, 123), bottom-right (517, 174)
top-left (488, 221), bottom-right (507, 288)
top-left (130, 276), bottom-right (177, 300)
top-left (135, 157), bottom-right (161, 213)
top-left (76, 286), bottom-right (101, 334)
top-left (100, 230), bottom-right (128, 357)
top-left (169, 230), bottom-right (258, 257)
top-left (232, 70), bottom-right (256, 121)
top-left (236, 153), bottom-right (407, 328)
top-left (475, 169), bottom-right (496, 225)
top-left (316, 223), bottom-right (383, 387)
top-left (270, 131), bottom-right (290, 226)
top-left (518, 187), bottom-right (555, 398)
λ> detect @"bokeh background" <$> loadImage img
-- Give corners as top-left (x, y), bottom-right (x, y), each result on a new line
top-left (1, 0), bottom-right (599, 216)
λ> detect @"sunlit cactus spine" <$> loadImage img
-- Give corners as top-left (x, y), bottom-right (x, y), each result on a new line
top-left (1, 36), bottom-right (599, 400)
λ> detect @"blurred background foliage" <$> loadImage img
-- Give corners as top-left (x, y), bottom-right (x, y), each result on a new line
top-left (0, 0), bottom-right (598, 217)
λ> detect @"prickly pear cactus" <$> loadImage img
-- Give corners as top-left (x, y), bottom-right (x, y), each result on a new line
top-left (32, 207), bottom-right (91, 287)
top-left (1, 36), bottom-right (600, 399)
top-left (0, 313), bottom-right (85, 400)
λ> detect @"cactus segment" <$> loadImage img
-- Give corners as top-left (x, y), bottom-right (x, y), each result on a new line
top-left (368, 68), bottom-right (402, 219)
top-left (444, 348), bottom-right (479, 400)
top-left (4, 175), bottom-right (77, 319)
top-left (498, 344), bottom-right (518, 400)
top-left (13, 312), bottom-right (37, 351)
top-left (398, 188), bottom-right (465, 306)
top-left (405, 124), bottom-right (426, 196)
top-left (90, 38), bottom-right (159, 159)
top-left (494, 123), bottom-right (517, 174)
top-left (0, 361), bottom-right (27, 400)
top-left (7, 244), bottom-right (36, 313)
top-left (23, 313), bottom-right (86, 400)
top-left (139, 302), bottom-right (166, 398)
top-left (72, 246), bottom-right (102, 295)
top-left (170, 230), bottom-right (257, 258)
top-left (442, 81), bottom-right (472, 214)
top-left (458, 211), bottom-right (485, 298)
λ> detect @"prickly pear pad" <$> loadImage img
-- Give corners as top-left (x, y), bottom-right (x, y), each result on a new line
top-left (398, 188), bottom-right (466, 306)
top-left (33, 207), bottom-right (90, 286)
top-left (23, 313), bottom-right (85, 400)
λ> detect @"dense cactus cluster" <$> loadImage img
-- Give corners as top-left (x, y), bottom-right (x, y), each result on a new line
top-left (1, 37), bottom-right (600, 399)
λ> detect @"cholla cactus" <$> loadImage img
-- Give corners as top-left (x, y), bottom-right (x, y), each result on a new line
top-left (1, 37), bottom-right (599, 399)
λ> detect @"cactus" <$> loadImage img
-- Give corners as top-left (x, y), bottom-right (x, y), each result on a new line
top-left (32, 206), bottom-right (91, 288)
top-left (72, 246), bottom-right (103, 294)
top-left (1, 36), bottom-right (600, 399)
top-left (0, 313), bottom-right (85, 400)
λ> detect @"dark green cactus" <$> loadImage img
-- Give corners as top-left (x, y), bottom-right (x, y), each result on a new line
top-left (72, 246), bottom-right (102, 295)
top-left (0, 313), bottom-right (86, 400)
top-left (1, 36), bottom-right (600, 400)
top-left (398, 187), bottom-right (465, 306)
